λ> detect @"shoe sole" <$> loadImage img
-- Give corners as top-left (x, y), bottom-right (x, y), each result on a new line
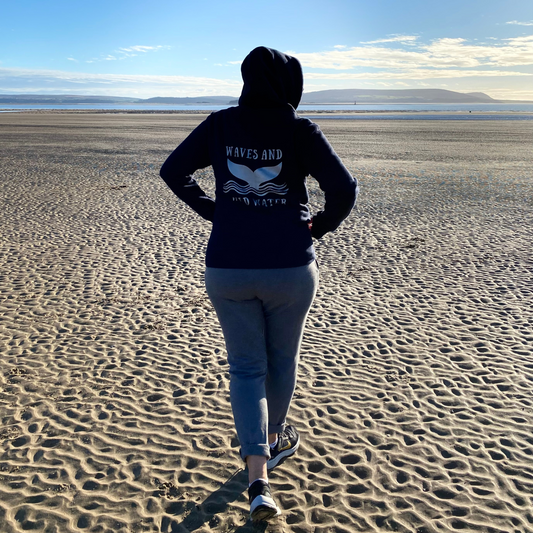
top-left (267, 434), bottom-right (300, 470)
top-left (250, 504), bottom-right (281, 523)
top-left (250, 495), bottom-right (281, 523)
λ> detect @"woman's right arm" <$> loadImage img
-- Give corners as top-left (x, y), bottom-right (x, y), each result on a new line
top-left (160, 117), bottom-right (215, 222)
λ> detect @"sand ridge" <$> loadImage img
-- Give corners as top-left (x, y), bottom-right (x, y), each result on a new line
top-left (0, 113), bottom-right (532, 532)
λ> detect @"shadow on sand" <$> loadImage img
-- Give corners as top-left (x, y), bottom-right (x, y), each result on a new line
top-left (160, 468), bottom-right (284, 532)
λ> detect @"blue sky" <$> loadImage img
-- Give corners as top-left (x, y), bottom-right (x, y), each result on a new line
top-left (1, 0), bottom-right (533, 99)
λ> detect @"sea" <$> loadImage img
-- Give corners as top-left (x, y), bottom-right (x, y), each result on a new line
top-left (1, 103), bottom-right (533, 120)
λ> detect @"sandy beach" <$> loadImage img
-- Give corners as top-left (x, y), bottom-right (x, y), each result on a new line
top-left (1, 112), bottom-right (532, 533)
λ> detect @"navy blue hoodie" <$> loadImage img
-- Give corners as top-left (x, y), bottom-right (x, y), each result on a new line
top-left (160, 46), bottom-right (357, 269)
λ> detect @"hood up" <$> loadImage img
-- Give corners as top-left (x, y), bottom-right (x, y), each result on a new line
top-left (238, 46), bottom-right (303, 109)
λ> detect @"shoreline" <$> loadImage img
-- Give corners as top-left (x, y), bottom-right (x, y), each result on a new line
top-left (1, 107), bottom-right (533, 115)
top-left (1, 109), bottom-right (532, 124)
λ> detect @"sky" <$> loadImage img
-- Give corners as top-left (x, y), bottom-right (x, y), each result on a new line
top-left (1, 0), bottom-right (533, 100)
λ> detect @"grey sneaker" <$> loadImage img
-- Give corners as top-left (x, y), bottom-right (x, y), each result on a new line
top-left (267, 425), bottom-right (300, 470)
top-left (248, 479), bottom-right (281, 523)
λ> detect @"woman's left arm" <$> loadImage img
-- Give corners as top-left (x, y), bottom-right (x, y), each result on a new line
top-left (297, 120), bottom-right (358, 239)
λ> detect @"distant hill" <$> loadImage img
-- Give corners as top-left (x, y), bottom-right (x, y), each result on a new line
top-left (300, 88), bottom-right (499, 104)
top-left (0, 94), bottom-right (139, 104)
top-left (140, 96), bottom-right (236, 104)
top-left (465, 92), bottom-right (496, 102)
top-left (0, 94), bottom-right (236, 105)
top-left (1, 90), bottom-right (530, 106)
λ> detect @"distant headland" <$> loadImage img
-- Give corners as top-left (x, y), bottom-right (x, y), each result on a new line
top-left (0, 89), bottom-right (531, 105)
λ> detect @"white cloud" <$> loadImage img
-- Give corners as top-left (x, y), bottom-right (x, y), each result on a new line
top-left (489, 88), bottom-right (533, 99)
top-left (0, 67), bottom-right (241, 98)
top-left (361, 35), bottom-right (418, 44)
top-left (506, 20), bottom-right (533, 26)
top-left (83, 45), bottom-right (170, 63)
top-left (305, 69), bottom-right (531, 80)
top-left (119, 45), bottom-right (169, 53)
top-left (290, 34), bottom-right (533, 72)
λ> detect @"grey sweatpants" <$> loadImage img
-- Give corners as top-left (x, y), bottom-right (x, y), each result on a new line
top-left (205, 262), bottom-right (319, 459)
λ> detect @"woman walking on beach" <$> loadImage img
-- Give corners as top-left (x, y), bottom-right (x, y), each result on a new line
top-left (160, 46), bottom-right (357, 522)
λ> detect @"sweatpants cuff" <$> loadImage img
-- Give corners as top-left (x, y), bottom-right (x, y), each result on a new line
top-left (268, 423), bottom-right (285, 435)
top-left (240, 444), bottom-right (271, 461)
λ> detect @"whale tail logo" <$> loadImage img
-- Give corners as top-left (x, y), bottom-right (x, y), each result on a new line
top-left (224, 159), bottom-right (288, 196)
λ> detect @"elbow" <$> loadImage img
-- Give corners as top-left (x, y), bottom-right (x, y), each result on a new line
top-left (159, 163), bottom-right (169, 181)
top-left (346, 176), bottom-right (358, 206)
top-left (352, 179), bottom-right (359, 204)
top-left (159, 162), bottom-right (176, 186)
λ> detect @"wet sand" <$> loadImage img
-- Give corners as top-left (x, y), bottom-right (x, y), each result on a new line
top-left (1, 113), bottom-right (532, 532)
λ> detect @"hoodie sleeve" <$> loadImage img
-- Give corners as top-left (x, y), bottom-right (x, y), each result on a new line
top-left (159, 117), bottom-right (215, 222)
top-left (297, 120), bottom-right (358, 239)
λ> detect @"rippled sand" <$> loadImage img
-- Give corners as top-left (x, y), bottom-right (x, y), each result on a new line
top-left (1, 113), bottom-right (532, 532)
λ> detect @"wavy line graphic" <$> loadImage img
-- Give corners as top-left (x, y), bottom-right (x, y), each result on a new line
top-left (223, 180), bottom-right (288, 196)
